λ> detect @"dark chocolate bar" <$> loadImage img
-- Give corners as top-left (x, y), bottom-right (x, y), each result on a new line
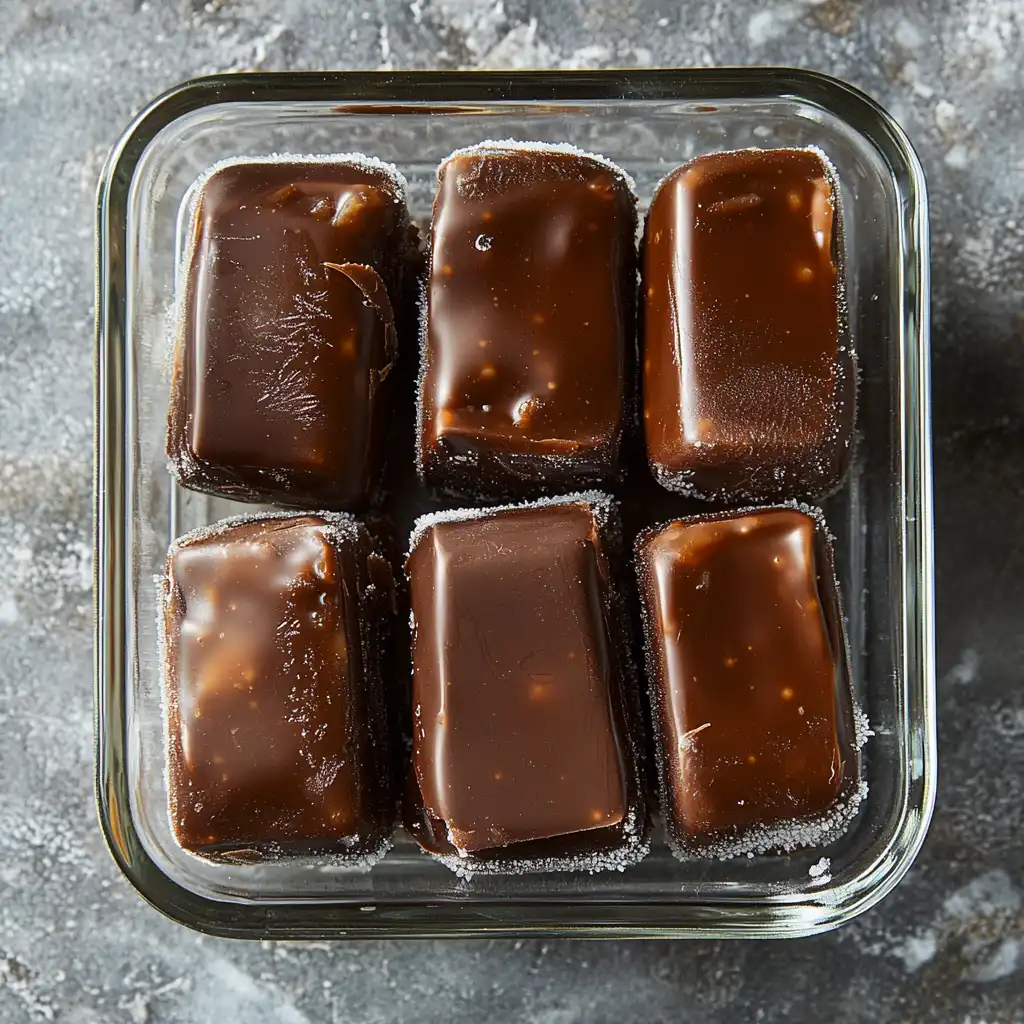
top-left (418, 142), bottom-right (637, 499)
top-left (167, 157), bottom-right (418, 510)
top-left (405, 495), bottom-right (648, 873)
top-left (642, 148), bottom-right (853, 502)
top-left (635, 506), bottom-right (864, 858)
top-left (160, 512), bottom-right (396, 863)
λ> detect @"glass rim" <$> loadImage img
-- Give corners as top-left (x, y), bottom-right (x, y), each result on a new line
top-left (95, 66), bottom-right (935, 939)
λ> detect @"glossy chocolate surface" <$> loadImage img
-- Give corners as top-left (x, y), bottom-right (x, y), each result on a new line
top-left (635, 508), bottom-right (859, 856)
top-left (418, 144), bottom-right (637, 498)
top-left (642, 148), bottom-right (853, 502)
top-left (405, 499), bottom-right (646, 869)
top-left (167, 159), bottom-right (416, 510)
top-left (161, 514), bottom-right (396, 861)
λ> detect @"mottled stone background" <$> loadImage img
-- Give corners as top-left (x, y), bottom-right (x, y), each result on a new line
top-left (1, 0), bottom-right (1022, 1021)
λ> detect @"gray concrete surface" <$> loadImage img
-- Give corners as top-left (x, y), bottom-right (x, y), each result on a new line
top-left (1, 0), bottom-right (1023, 1021)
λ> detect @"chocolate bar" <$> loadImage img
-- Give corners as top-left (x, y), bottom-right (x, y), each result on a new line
top-left (405, 495), bottom-right (648, 872)
top-left (642, 148), bottom-right (853, 502)
top-left (635, 506), bottom-right (865, 858)
top-left (167, 157), bottom-right (418, 509)
top-left (160, 512), bottom-right (396, 863)
top-left (418, 142), bottom-right (637, 499)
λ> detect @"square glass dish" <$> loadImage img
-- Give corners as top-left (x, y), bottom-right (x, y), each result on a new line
top-left (95, 69), bottom-right (935, 939)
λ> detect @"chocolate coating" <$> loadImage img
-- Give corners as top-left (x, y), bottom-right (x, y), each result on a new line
top-left (405, 498), bottom-right (647, 871)
top-left (161, 513), bottom-right (396, 862)
top-left (635, 507), bottom-right (860, 857)
top-left (167, 158), bottom-right (417, 510)
top-left (642, 148), bottom-right (853, 502)
top-left (418, 143), bottom-right (637, 499)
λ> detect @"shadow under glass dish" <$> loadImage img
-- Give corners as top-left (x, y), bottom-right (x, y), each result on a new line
top-left (95, 68), bottom-right (934, 939)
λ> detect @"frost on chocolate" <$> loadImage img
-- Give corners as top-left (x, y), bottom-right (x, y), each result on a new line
top-left (415, 139), bottom-right (634, 500)
top-left (187, 151), bottom-right (409, 207)
top-left (405, 492), bottom-right (649, 876)
top-left (646, 146), bottom-right (855, 504)
top-left (440, 138), bottom-right (637, 197)
top-left (635, 501), bottom-right (871, 862)
top-left (166, 152), bottom-right (414, 509)
top-left (428, 806), bottom-right (651, 879)
top-left (667, 779), bottom-right (869, 862)
top-left (157, 510), bottom-right (395, 872)
top-left (407, 489), bottom-right (616, 556)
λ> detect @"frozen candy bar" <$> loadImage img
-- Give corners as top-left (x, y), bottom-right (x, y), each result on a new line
top-left (167, 157), bottom-right (418, 510)
top-left (418, 141), bottom-right (637, 499)
top-left (635, 506), bottom-right (865, 859)
top-left (405, 495), bottom-right (648, 873)
top-left (642, 148), bottom-right (854, 502)
top-left (160, 512), bottom-right (397, 864)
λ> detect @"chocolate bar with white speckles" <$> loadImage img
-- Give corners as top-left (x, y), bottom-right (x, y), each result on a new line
top-left (642, 148), bottom-right (854, 502)
top-left (635, 506), bottom-right (863, 859)
top-left (160, 512), bottom-right (397, 864)
top-left (404, 495), bottom-right (648, 873)
top-left (167, 158), bottom-right (419, 510)
top-left (417, 142), bottom-right (637, 500)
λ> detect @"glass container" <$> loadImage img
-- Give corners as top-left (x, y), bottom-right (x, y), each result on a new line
top-left (95, 69), bottom-right (935, 938)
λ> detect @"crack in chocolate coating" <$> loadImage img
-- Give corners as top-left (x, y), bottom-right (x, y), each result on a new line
top-left (642, 149), bottom-right (854, 502)
top-left (418, 143), bottom-right (637, 499)
top-left (160, 513), bottom-right (397, 863)
top-left (166, 159), bottom-right (419, 510)
top-left (635, 507), bottom-right (860, 858)
top-left (405, 498), bottom-right (647, 871)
